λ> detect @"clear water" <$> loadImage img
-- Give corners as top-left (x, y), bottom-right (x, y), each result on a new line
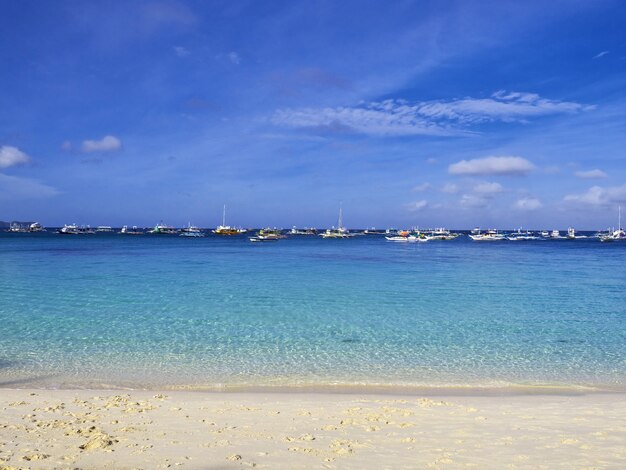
top-left (1, 232), bottom-right (625, 391)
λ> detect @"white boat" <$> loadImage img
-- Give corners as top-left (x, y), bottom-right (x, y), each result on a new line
top-left (540, 230), bottom-right (550, 237)
top-left (506, 228), bottom-right (539, 241)
top-left (468, 229), bottom-right (505, 241)
top-left (290, 226), bottom-right (318, 235)
top-left (28, 222), bottom-right (45, 232)
top-left (8, 222), bottom-right (27, 233)
top-left (96, 226), bottom-right (113, 232)
top-left (58, 223), bottom-right (79, 235)
top-left (180, 223), bottom-right (204, 237)
top-left (321, 205), bottom-right (352, 238)
top-left (425, 228), bottom-right (459, 240)
top-left (120, 225), bottom-right (143, 235)
top-left (600, 206), bottom-right (626, 242)
top-left (550, 229), bottom-right (562, 238)
top-left (250, 228), bottom-right (286, 242)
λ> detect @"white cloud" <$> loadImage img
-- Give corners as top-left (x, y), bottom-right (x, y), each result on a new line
top-left (0, 173), bottom-right (59, 200)
top-left (564, 184), bottom-right (626, 206)
top-left (515, 197), bottom-right (543, 211)
top-left (449, 156), bottom-right (535, 176)
top-left (593, 51), bottom-right (609, 59)
top-left (272, 102), bottom-right (457, 137)
top-left (61, 140), bottom-right (73, 151)
top-left (412, 183), bottom-right (432, 192)
top-left (441, 183), bottom-right (459, 194)
top-left (272, 92), bottom-right (590, 137)
top-left (575, 169), bottom-right (607, 179)
top-left (81, 135), bottom-right (122, 153)
top-left (228, 52), bottom-right (240, 65)
top-left (473, 182), bottom-right (503, 194)
top-left (0, 146), bottom-right (31, 168)
top-left (174, 46), bottom-right (190, 58)
top-left (459, 194), bottom-right (488, 208)
top-left (406, 200), bottom-right (428, 212)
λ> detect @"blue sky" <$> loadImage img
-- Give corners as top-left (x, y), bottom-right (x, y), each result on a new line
top-left (1, 0), bottom-right (625, 229)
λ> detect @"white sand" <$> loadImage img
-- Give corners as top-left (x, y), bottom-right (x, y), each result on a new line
top-left (1, 390), bottom-right (625, 469)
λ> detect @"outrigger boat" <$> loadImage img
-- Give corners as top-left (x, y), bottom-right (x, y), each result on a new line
top-left (213, 205), bottom-right (246, 235)
top-left (600, 206), bottom-right (626, 242)
top-left (468, 229), bottom-right (505, 241)
top-left (249, 228), bottom-right (286, 242)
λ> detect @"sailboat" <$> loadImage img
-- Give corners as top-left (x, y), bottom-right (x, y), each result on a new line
top-left (600, 206), bottom-right (626, 242)
top-left (213, 205), bottom-right (246, 235)
top-left (320, 204), bottom-right (352, 238)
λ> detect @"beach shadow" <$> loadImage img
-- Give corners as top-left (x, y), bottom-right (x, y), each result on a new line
top-left (0, 374), bottom-right (59, 388)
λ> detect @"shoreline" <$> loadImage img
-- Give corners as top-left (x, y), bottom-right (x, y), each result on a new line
top-left (2, 388), bottom-right (626, 468)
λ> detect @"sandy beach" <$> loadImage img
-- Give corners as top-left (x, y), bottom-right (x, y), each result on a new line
top-left (1, 390), bottom-right (625, 469)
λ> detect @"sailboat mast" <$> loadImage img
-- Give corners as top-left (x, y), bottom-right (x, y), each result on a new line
top-left (222, 204), bottom-right (226, 227)
top-left (338, 203), bottom-right (343, 230)
top-left (619, 205), bottom-right (622, 230)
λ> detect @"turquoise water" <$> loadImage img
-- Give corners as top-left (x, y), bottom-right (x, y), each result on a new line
top-left (1, 232), bottom-right (625, 391)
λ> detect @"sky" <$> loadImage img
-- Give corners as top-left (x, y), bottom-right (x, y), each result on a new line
top-left (1, 0), bottom-right (625, 229)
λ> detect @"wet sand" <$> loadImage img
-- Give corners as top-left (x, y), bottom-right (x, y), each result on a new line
top-left (1, 390), bottom-right (625, 469)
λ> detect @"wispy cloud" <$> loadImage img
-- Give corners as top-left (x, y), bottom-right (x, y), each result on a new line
top-left (174, 46), bottom-right (190, 58)
top-left (564, 184), bottom-right (626, 206)
top-left (406, 200), bottom-right (428, 212)
top-left (228, 52), bottom-right (241, 65)
top-left (412, 183), bottom-right (432, 192)
top-left (473, 182), bottom-right (503, 194)
top-left (593, 51), bottom-right (609, 59)
top-left (449, 156), bottom-right (535, 176)
top-left (575, 169), bottom-right (607, 179)
top-left (515, 197), bottom-right (543, 211)
top-left (0, 173), bottom-right (59, 200)
top-left (0, 146), bottom-right (31, 168)
top-left (81, 135), bottom-right (122, 153)
top-left (441, 183), bottom-right (459, 194)
top-left (459, 194), bottom-right (488, 208)
top-left (272, 91), bottom-right (589, 137)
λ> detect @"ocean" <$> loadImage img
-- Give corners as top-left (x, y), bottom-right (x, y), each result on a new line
top-left (1, 231), bottom-right (625, 392)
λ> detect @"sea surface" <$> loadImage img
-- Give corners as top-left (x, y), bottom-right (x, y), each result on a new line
top-left (1, 231), bottom-right (625, 392)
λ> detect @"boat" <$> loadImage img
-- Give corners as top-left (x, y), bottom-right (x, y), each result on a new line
top-left (468, 229), bottom-right (505, 241)
top-left (119, 225), bottom-right (143, 235)
top-left (506, 228), bottom-right (539, 241)
top-left (600, 206), bottom-right (626, 242)
top-left (249, 228), bottom-right (286, 242)
top-left (540, 230), bottom-right (550, 237)
top-left (320, 205), bottom-right (352, 238)
top-left (180, 223), bottom-right (204, 237)
top-left (213, 205), bottom-right (246, 235)
top-left (58, 223), bottom-right (79, 235)
top-left (96, 226), bottom-right (114, 232)
top-left (550, 229), bottom-right (562, 239)
top-left (425, 228), bottom-right (459, 240)
top-left (385, 232), bottom-right (428, 243)
top-left (149, 222), bottom-right (178, 234)
top-left (290, 226), bottom-right (318, 235)
top-left (8, 222), bottom-right (28, 233)
top-left (28, 222), bottom-right (45, 232)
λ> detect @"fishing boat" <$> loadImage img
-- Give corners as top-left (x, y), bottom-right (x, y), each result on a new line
top-left (213, 205), bottom-right (246, 235)
top-left (8, 223), bottom-right (28, 233)
top-left (468, 229), bottom-right (505, 241)
top-left (320, 205), bottom-right (352, 238)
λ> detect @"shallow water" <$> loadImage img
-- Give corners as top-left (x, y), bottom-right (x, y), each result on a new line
top-left (1, 232), bottom-right (625, 391)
